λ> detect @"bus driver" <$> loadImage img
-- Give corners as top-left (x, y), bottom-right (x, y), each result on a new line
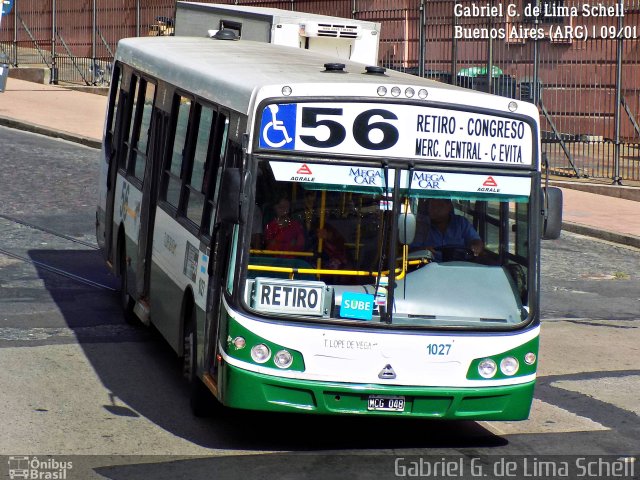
top-left (411, 199), bottom-right (484, 261)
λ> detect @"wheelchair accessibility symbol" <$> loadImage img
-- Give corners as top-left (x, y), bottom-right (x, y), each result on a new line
top-left (259, 103), bottom-right (296, 150)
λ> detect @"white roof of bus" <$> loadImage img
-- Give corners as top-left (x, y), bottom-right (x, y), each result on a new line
top-left (115, 36), bottom-right (472, 115)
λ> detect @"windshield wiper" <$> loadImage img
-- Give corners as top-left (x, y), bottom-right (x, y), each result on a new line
top-left (384, 166), bottom-right (402, 325)
top-left (374, 162), bottom-right (391, 323)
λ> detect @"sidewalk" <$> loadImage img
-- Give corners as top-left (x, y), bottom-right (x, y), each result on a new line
top-left (1, 77), bottom-right (639, 248)
top-left (0, 78), bottom-right (105, 148)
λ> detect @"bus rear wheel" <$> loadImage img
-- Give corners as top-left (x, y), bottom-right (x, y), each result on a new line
top-left (183, 311), bottom-right (217, 417)
top-left (118, 245), bottom-right (137, 324)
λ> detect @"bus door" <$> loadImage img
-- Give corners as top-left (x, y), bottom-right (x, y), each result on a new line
top-left (115, 74), bottom-right (157, 317)
top-left (203, 135), bottom-right (241, 377)
top-left (103, 65), bottom-right (127, 263)
top-left (135, 102), bottom-right (170, 299)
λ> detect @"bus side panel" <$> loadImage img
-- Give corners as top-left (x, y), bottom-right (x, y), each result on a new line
top-left (149, 208), bottom-right (209, 353)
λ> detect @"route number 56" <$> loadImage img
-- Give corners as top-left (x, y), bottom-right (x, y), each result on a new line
top-left (299, 107), bottom-right (399, 151)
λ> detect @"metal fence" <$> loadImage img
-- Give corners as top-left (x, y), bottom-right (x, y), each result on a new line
top-left (416, 0), bottom-right (640, 183)
top-left (1, 0), bottom-right (638, 183)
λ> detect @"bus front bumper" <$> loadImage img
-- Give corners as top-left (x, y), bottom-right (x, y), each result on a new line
top-left (218, 363), bottom-right (535, 420)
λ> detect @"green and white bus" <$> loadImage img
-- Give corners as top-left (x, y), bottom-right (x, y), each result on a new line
top-left (97, 34), bottom-right (561, 419)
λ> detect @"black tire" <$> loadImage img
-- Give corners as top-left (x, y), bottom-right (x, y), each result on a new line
top-left (543, 187), bottom-right (563, 240)
top-left (183, 310), bottom-right (216, 417)
top-left (118, 244), bottom-right (137, 324)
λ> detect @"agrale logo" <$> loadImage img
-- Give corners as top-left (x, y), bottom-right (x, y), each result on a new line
top-left (8, 456), bottom-right (73, 480)
top-left (478, 176), bottom-right (500, 193)
top-left (290, 163), bottom-right (315, 182)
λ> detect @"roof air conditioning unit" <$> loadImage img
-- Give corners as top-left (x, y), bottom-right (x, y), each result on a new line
top-left (299, 22), bottom-right (361, 39)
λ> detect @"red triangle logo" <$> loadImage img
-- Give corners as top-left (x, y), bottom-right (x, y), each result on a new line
top-left (483, 176), bottom-right (498, 187)
top-left (297, 164), bottom-right (313, 175)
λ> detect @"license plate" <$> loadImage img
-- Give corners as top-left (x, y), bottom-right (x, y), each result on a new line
top-left (367, 395), bottom-right (405, 412)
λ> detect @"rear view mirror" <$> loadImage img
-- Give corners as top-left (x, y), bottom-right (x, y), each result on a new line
top-left (218, 168), bottom-right (241, 224)
top-left (398, 212), bottom-right (416, 245)
top-left (542, 187), bottom-right (563, 240)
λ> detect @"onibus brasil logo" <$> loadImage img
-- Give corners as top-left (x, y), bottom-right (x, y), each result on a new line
top-left (8, 456), bottom-right (73, 479)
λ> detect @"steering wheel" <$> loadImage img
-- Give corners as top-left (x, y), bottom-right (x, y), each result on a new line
top-left (406, 249), bottom-right (434, 261)
top-left (435, 245), bottom-right (475, 262)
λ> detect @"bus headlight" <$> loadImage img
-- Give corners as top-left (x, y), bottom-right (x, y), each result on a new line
top-left (524, 352), bottom-right (537, 365)
top-left (500, 357), bottom-right (519, 376)
top-left (478, 359), bottom-right (497, 378)
top-left (273, 350), bottom-right (293, 369)
top-left (250, 344), bottom-right (271, 363)
top-left (232, 337), bottom-right (246, 349)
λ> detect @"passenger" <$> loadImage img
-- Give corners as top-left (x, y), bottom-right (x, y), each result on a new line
top-left (264, 197), bottom-right (305, 252)
top-left (317, 223), bottom-right (349, 270)
top-left (295, 190), bottom-right (320, 249)
top-left (293, 190), bottom-right (350, 270)
top-left (411, 198), bottom-right (483, 261)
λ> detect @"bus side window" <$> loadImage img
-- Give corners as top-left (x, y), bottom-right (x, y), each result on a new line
top-left (118, 74), bottom-right (138, 171)
top-left (161, 94), bottom-right (193, 210)
top-left (185, 104), bottom-right (217, 227)
top-left (127, 79), bottom-right (156, 182)
top-left (510, 201), bottom-right (529, 303)
top-left (105, 63), bottom-right (122, 159)
top-left (514, 201), bottom-right (529, 260)
top-left (205, 113), bottom-right (230, 237)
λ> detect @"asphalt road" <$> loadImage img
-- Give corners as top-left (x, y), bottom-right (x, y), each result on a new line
top-left (0, 126), bottom-right (638, 480)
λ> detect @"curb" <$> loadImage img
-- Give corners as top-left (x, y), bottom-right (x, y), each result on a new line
top-left (562, 221), bottom-right (640, 249)
top-left (552, 180), bottom-right (640, 203)
top-left (0, 115), bottom-right (101, 149)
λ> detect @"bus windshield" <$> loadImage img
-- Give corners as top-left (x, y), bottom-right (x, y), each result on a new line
top-left (241, 159), bottom-right (532, 329)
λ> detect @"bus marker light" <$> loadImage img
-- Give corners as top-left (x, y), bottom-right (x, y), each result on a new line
top-left (282, 86), bottom-right (292, 96)
top-left (274, 350), bottom-right (293, 369)
top-left (232, 337), bottom-right (246, 349)
top-left (508, 101), bottom-right (518, 112)
top-left (524, 352), bottom-right (536, 365)
top-left (418, 89), bottom-right (428, 99)
top-left (478, 359), bottom-right (497, 378)
top-left (500, 357), bottom-right (519, 376)
top-left (251, 344), bottom-right (271, 363)
top-left (377, 86), bottom-right (387, 96)
top-left (391, 86), bottom-right (401, 97)
top-left (405, 87), bottom-right (415, 98)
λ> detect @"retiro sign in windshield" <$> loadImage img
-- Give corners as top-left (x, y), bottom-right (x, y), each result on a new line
top-left (258, 102), bottom-right (533, 166)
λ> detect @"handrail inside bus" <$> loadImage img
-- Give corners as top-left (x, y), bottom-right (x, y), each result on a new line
top-left (250, 249), bottom-right (314, 257)
top-left (247, 248), bottom-right (430, 281)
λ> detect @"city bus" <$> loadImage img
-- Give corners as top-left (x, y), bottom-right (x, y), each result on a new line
top-left (96, 33), bottom-right (562, 419)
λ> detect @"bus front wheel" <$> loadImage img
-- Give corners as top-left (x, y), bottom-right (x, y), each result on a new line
top-left (183, 310), bottom-right (216, 417)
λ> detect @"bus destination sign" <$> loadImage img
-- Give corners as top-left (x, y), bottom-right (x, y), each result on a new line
top-left (258, 102), bottom-right (533, 166)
